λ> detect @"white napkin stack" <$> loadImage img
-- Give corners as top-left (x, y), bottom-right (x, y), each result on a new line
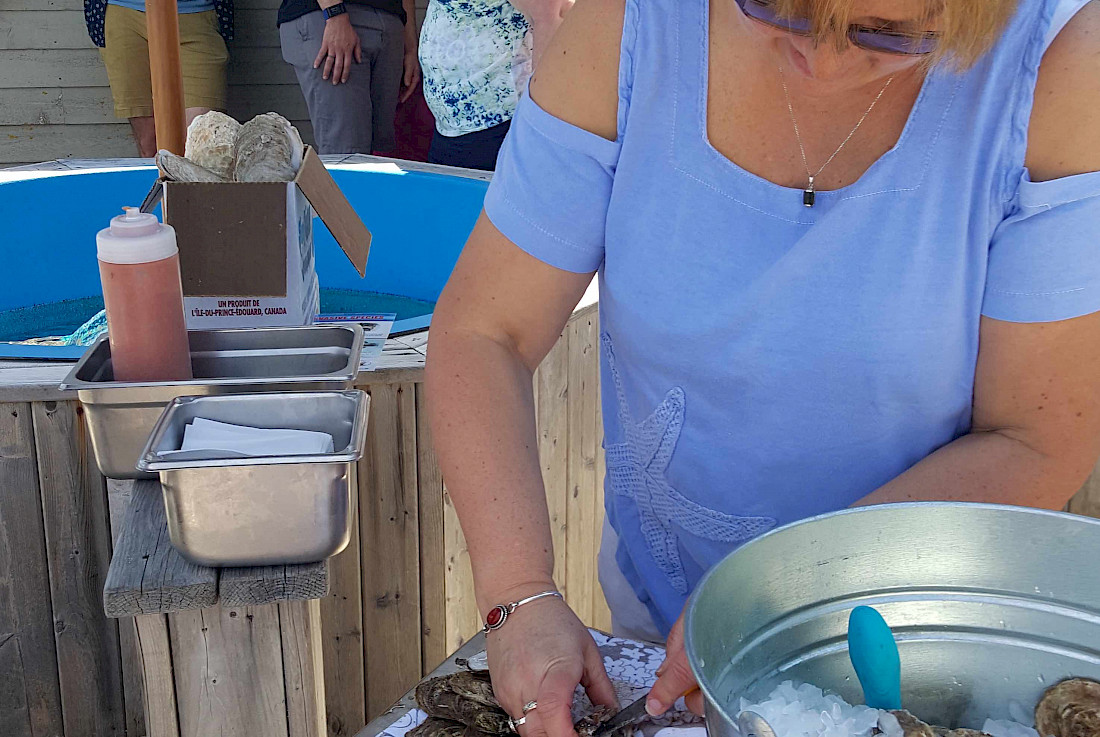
top-left (163, 417), bottom-right (335, 459)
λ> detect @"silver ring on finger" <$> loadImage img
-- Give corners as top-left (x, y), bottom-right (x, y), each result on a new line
top-left (508, 715), bottom-right (528, 733)
top-left (522, 701), bottom-right (538, 715)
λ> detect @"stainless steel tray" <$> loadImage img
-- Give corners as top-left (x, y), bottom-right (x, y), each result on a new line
top-left (137, 391), bottom-right (369, 566)
top-left (59, 325), bottom-right (364, 479)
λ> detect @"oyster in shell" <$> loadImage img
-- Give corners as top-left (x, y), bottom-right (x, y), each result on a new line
top-left (185, 111), bottom-right (240, 180)
top-left (1034, 677), bottom-right (1100, 737)
top-left (410, 719), bottom-right (467, 737)
top-left (574, 706), bottom-right (635, 737)
top-left (155, 150), bottom-right (227, 183)
top-left (233, 113), bottom-right (304, 183)
top-left (415, 671), bottom-right (643, 737)
top-left (887, 710), bottom-right (937, 737)
top-left (416, 675), bottom-right (511, 734)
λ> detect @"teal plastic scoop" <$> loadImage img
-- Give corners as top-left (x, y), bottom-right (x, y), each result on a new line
top-left (847, 605), bottom-right (902, 710)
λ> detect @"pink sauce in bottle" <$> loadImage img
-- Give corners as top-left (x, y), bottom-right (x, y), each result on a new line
top-left (97, 208), bottom-right (192, 382)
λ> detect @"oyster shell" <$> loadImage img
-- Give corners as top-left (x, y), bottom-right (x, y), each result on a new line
top-left (889, 710), bottom-right (937, 737)
top-left (185, 111), bottom-right (240, 180)
top-left (415, 675), bottom-right (511, 735)
top-left (574, 706), bottom-right (619, 737)
top-left (233, 113), bottom-right (304, 183)
top-left (155, 150), bottom-right (227, 183)
top-left (415, 671), bottom-right (643, 737)
top-left (410, 719), bottom-right (467, 737)
top-left (1034, 677), bottom-right (1100, 737)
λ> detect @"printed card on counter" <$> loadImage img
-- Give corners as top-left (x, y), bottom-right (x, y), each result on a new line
top-left (314, 313), bottom-right (396, 370)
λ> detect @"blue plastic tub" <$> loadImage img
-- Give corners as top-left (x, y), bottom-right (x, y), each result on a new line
top-left (0, 161), bottom-right (488, 359)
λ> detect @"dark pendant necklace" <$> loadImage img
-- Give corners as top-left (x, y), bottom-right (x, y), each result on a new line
top-left (779, 67), bottom-right (894, 208)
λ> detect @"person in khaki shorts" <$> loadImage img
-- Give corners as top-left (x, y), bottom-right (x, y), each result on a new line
top-left (84, 0), bottom-right (234, 156)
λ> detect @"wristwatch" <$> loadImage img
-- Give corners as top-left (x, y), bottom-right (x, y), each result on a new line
top-left (322, 2), bottom-right (347, 20)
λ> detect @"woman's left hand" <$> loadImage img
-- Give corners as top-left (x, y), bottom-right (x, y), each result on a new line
top-left (647, 607), bottom-right (705, 717)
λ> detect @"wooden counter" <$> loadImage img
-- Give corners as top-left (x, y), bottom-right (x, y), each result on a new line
top-left (5, 293), bottom-right (1100, 737)
top-left (1, 299), bottom-right (610, 737)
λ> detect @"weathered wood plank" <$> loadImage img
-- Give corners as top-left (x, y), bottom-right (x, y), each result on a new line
top-left (0, 49), bottom-right (111, 86)
top-left (565, 314), bottom-right (599, 626)
top-left (280, 599), bottom-right (327, 737)
top-left (106, 479), bottom-right (147, 737)
top-left (537, 331), bottom-right (570, 594)
top-left (133, 614), bottom-right (181, 737)
top-left (0, 119), bottom-right (316, 166)
top-left (415, 383), bottom-right (448, 673)
top-left (32, 399), bottom-right (125, 737)
top-left (1, 123), bottom-right (138, 161)
top-left (103, 480), bottom-right (218, 617)
top-left (0, 48), bottom-right (303, 87)
top-left (219, 562), bottom-right (330, 606)
top-left (319, 459), bottom-right (366, 737)
top-left (227, 85), bottom-right (311, 123)
top-left (0, 402), bottom-right (63, 737)
top-left (0, 85), bottom-right (310, 126)
top-left (591, 327), bottom-right (613, 634)
top-left (0, 11), bottom-right (96, 50)
top-left (2, 0), bottom-right (83, 12)
top-left (442, 483), bottom-right (479, 654)
top-left (359, 383), bottom-right (423, 719)
top-left (1069, 460), bottom-right (1100, 519)
top-left (171, 604), bottom-right (290, 737)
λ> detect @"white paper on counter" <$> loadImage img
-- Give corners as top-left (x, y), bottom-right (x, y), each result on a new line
top-left (158, 417), bottom-right (335, 459)
top-left (375, 630), bottom-right (703, 737)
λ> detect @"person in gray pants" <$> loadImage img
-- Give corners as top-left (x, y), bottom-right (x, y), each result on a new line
top-left (278, 0), bottom-right (420, 154)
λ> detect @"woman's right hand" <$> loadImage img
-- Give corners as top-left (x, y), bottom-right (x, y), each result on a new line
top-left (487, 593), bottom-right (619, 737)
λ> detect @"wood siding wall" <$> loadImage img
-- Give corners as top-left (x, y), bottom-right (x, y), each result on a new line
top-left (0, 0), bottom-right (430, 167)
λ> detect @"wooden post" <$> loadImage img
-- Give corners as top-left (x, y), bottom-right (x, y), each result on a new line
top-left (146, 0), bottom-right (187, 154)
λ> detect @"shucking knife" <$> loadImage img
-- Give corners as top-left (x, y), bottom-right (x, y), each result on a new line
top-left (591, 694), bottom-right (650, 737)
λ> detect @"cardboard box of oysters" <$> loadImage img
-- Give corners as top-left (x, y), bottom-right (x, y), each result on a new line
top-left (145, 112), bottom-right (371, 330)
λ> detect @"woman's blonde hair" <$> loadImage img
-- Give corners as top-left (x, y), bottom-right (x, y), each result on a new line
top-left (767, 0), bottom-right (1019, 67)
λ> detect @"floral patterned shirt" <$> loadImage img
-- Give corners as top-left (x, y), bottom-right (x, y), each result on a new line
top-left (418, 0), bottom-right (532, 137)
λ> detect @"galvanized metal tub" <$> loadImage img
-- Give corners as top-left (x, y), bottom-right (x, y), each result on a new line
top-left (136, 390), bottom-right (369, 566)
top-left (59, 324), bottom-right (364, 479)
top-left (684, 503), bottom-right (1100, 734)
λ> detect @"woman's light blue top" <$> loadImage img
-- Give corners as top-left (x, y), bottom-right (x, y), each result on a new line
top-left (483, 0), bottom-right (1100, 635)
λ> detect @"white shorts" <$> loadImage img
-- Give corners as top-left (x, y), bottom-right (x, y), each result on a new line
top-left (598, 517), bottom-right (664, 644)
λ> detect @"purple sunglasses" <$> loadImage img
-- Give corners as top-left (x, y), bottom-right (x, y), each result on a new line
top-left (735, 0), bottom-right (939, 55)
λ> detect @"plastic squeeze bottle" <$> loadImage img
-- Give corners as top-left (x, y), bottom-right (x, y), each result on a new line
top-left (97, 208), bottom-right (193, 382)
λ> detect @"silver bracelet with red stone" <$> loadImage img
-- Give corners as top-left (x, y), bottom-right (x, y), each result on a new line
top-left (482, 590), bottom-right (563, 634)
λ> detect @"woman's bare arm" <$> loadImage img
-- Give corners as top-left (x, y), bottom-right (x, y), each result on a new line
top-left (425, 5), bottom-right (625, 736)
top-left (857, 4), bottom-right (1100, 509)
top-left (426, 215), bottom-right (593, 610)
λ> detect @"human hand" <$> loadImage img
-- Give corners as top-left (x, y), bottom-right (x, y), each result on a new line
top-left (314, 13), bottom-right (361, 85)
top-left (400, 43), bottom-right (421, 103)
top-left (646, 608), bottom-right (705, 717)
top-left (487, 593), bottom-right (618, 737)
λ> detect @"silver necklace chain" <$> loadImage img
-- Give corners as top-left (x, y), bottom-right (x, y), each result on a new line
top-left (778, 66), bottom-right (894, 206)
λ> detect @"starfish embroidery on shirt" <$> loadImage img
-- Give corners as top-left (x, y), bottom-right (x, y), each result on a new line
top-left (602, 334), bottom-right (777, 594)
